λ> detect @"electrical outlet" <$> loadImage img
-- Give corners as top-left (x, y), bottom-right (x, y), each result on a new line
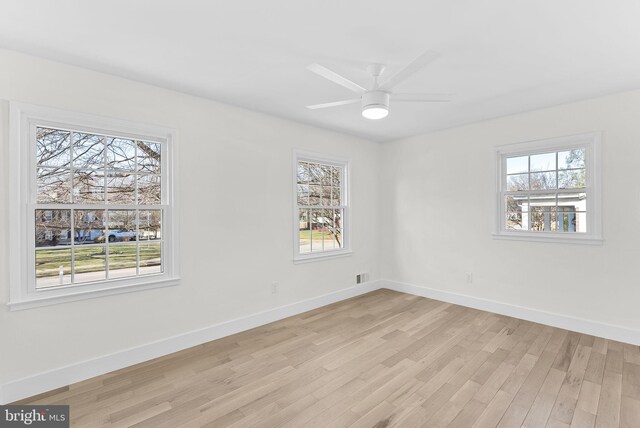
top-left (271, 282), bottom-right (278, 294)
top-left (466, 273), bottom-right (473, 284)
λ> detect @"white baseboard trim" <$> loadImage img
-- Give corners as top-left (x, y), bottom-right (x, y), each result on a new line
top-left (381, 279), bottom-right (640, 347)
top-left (0, 281), bottom-right (381, 404)
top-left (5, 278), bottom-right (638, 404)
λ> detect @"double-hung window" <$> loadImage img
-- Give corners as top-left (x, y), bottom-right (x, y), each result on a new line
top-left (9, 103), bottom-right (179, 309)
top-left (294, 152), bottom-right (350, 260)
top-left (495, 133), bottom-right (602, 244)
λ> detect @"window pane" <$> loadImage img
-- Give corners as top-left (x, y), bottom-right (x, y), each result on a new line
top-left (326, 209), bottom-right (343, 249)
top-left (73, 169), bottom-right (105, 204)
top-left (530, 206), bottom-right (558, 232)
top-left (73, 133), bottom-right (104, 169)
top-left (331, 166), bottom-right (342, 187)
top-left (331, 187), bottom-right (341, 206)
top-left (302, 208), bottom-right (344, 253)
top-left (137, 141), bottom-right (161, 174)
top-left (506, 174), bottom-right (528, 191)
top-left (530, 172), bottom-right (557, 190)
top-left (318, 209), bottom-right (333, 250)
top-left (138, 174), bottom-right (161, 205)
top-left (308, 163), bottom-right (321, 184)
top-left (107, 210), bottom-right (138, 242)
top-left (108, 244), bottom-right (138, 279)
top-left (558, 192), bottom-right (587, 212)
top-left (107, 172), bottom-right (136, 204)
top-left (320, 165), bottom-right (332, 185)
top-left (139, 242), bottom-right (162, 275)
top-left (297, 162), bottom-right (310, 184)
top-left (107, 138), bottom-right (136, 171)
top-left (558, 149), bottom-right (585, 169)
top-left (310, 210), bottom-right (324, 252)
top-left (309, 209), bottom-right (341, 252)
top-left (37, 168), bottom-right (71, 203)
top-left (309, 185), bottom-right (321, 206)
top-left (37, 127), bottom-right (70, 168)
top-left (36, 248), bottom-right (71, 288)
top-left (139, 210), bottom-right (161, 240)
top-left (74, 210), bottom-right (105, 244)
top-left (505, 195), bottom-right (528, 213)
top-left (299, 209), bottom-right (311, 254)
top-left (558, 169), bottom-right (586, 189)
top-left (35, 209), bottom-right (71, 247)
top-left (558, 209), bottom-right (575, 232)
top-left (297, 184), bottom-right (309, 205)
top-left (73, 246), bottom-right (106, 283)
top-left (321, 186), bottom-right (332, 206)
top-left (506, 212), bottom-right (524, 230)
top-left (506, 156), bottom-right (528, 174)
top-left (530, 152), bottom-right (556, 171)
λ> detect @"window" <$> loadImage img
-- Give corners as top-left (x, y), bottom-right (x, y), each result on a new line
top-left (9, 103), bottom-right (179, 310)
top-left (294, 152), bottom-right (350, 260)
top-left (494, 133), bottom-right (602, 244)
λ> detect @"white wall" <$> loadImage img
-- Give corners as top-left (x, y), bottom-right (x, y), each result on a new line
top-left (380, 89), bottom-right (640, 331)
top-left (3, 46), bottom-right (640, 398)
top-left (0, 49), bottom-right (380, 386)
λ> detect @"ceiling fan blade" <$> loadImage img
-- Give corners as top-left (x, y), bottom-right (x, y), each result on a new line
top-left (306, 99), bottom-right (360, 110)
top-left (393, 93), bottom-right (452, 102)
top-left (307, 63), bottom-right (366, 94)
top-left (380, 50), bottom-right (441, 91)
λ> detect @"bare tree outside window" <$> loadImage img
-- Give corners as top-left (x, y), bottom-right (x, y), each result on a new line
top-left (297, 159), bottom-right (346, 255)
top-left (34, 127), bottom-right (163, 288)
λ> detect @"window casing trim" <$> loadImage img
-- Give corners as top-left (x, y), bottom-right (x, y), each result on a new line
top-left (9, 102), bottom-right (180, 310)
top-left (493, 132), bottom-right (603, 244)
top-left (292, 150), bottom-right (351, 261)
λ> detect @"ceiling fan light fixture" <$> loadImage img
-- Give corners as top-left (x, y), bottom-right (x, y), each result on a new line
top-left (362, 106), bottom-right (388, 120)
top-left (361, 91), bottom-right (390, 120)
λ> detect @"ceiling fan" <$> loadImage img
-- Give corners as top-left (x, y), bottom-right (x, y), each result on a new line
top-left (306, 50), bottom-right (451, 120)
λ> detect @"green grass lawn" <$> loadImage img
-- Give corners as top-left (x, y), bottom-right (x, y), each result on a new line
top-left (299, 229), bottom-right (341, 241)
top-left (36, 243), bottom-right (161, 277)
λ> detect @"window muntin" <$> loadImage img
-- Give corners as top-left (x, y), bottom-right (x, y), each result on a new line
top-left (496, 134), bottom-right (601, 243)
top-left (503, 148), bottom-right (587, 233)
top-left (34, 127), bottom-right (163, 289)
top-left (9, 102), bottom-right (178, 310)
top-left (295, 155), bottom-right (349, 259)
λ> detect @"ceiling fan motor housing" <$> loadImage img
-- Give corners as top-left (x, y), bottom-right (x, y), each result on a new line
top-left (362, 90), bottom-right (390, 110)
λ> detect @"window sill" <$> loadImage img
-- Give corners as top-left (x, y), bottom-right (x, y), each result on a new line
top-left (293, 250), bottom-right (353, 264)
top-left (7, 276), bottom-right (180, 311)
top-left (492, 232), bottom-right (603, 245)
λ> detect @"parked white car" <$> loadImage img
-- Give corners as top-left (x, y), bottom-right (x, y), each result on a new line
top-left (96, 229), bottom-right (139, 243)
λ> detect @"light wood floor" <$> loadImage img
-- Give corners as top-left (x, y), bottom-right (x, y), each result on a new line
top-left (19, 289), bottom-right (640, 427)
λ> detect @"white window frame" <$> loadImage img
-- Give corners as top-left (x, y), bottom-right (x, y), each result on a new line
top-left (9, 102), bottom-right (180, 310)
top-left (493, 132), bottom-right (602, 244)
top-left (293, 151), bottom-right (351, 262)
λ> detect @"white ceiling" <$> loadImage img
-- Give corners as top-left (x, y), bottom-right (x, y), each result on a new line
top-left (1, 1), bottom-right (640, 142)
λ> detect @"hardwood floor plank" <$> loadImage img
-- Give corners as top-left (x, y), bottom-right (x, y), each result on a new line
top-left (14, 290), bottom-right (637, 428)
top-left (472, 389), bottom-right (514, 428)
top-left (522, 368), bottom-right (567, 428)
top-left (576, 380), bottom-right (602, 415)
top-left (620, 395), bottom-right (640, 428)
top-left (594, 370), bottom-right (622, 428)
top-left (549, 344), bottom-right (592, 424)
